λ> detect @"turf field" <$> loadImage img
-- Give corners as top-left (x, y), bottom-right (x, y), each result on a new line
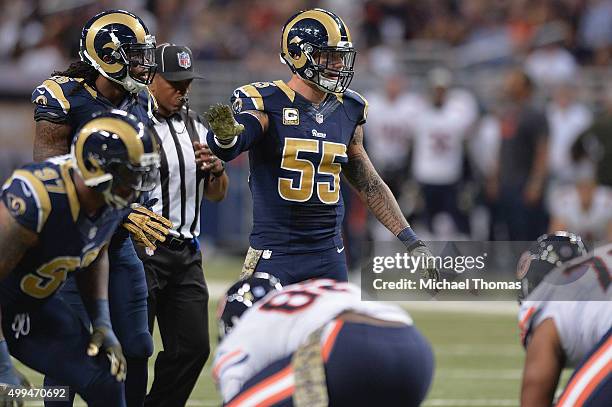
top-left (13, 254), bottom-right (572, 406)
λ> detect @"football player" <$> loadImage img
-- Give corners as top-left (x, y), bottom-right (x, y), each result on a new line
top-left (206, 8), bottom-right (437, 284)
top-left (214, 275), bottom-right (434, 406)
top-left (31, 10), bottom-right (170, 406)
top-left (0, 110), bottom-right (160, 407)
top-left (517, 232), bottom-right (611, 406)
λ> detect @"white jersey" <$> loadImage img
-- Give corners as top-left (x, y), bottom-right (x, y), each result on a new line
top-left (550, 186), bottom-right (612, 244)
top-left (213, 279), bottom-right (412, 401)
top-left (411, 89), bottom-right (479, 185)
top-left (518, 243), bottom-right (612, 366)
top-left (546, 102), bottom-right (592, 182)
top-left (364, 92), bottom-right (422, 171)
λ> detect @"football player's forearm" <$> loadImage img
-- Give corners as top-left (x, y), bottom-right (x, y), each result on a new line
top-left (520, 319), bottom-right (564, 407)
top-left (343, 128), bottom-right (408, 235)
top-left (0, 204), bottom-right (38, 281)
top-left (76, 246), bottom-right (110, 306)
top-left (345, 156), bottom-right (408, 235)
top-left (33, 121), bottom-right (72, 162)
top-left (205, 172), bottom-right (229, 202)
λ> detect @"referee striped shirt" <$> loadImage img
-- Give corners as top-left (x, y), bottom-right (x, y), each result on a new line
top-left (149, 107), bottom-right (209, 239)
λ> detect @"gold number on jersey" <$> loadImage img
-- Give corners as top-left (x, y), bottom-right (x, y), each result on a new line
top-left (317, 141), bottom-right (347, 204)
top-left (278, 138), bottom-right (347, 204)
top-left (20, 257), bottom-right (80, 299)
top-left (20, 247), bottom-right (103, 299)
top-left (33, 168), bottom-right (65, 194)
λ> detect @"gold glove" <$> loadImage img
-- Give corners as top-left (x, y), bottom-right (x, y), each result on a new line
top-left (205, 103), bottom-right (245, 141)
top-left (123, 205), bottom-right (173, 252)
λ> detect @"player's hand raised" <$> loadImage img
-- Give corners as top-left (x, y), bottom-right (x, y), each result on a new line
top-left (87, 326), bottom-right (127, 382)
top-left (205, 104), bottom-right (245, 142)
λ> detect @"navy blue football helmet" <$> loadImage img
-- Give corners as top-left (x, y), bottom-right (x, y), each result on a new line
top-left (71, 109), bottom-right (160, 209)
top-left (280, 8), bottom-right (355, 94)
top-left (80, 10), bottom-right (156, 93)
top-left (516, 231), bottom-right (588, 301)
top-left (217, 273), bottom-right (283, 339)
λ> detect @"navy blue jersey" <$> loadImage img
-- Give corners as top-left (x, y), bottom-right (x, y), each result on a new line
top-left (31, 75), bottom-right (149, 133)
top-left (228, 80), bottom-right (367, 253)
top-left (0, 157), bottom-right (123, 307)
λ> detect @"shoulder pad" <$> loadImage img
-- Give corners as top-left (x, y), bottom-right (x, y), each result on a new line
top-left (342, 89), bottom-right (369, 125)
top-left (231, 82), bottom-right (278, 114)
top-left (1, 165), bottom-right (54, 233)
top-left (31, 76), bottom-right (95, 123)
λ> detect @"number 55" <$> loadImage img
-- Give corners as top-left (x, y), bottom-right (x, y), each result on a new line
top-left (278, 138), bottom-right (347, 204)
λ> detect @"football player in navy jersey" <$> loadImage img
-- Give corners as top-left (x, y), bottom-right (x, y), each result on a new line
top-left (206, 8), bottom-right (438, 284)
top-left (0, 110), bottom-right (160, 407)
top-left (30, 10), bottom-right (171, 406)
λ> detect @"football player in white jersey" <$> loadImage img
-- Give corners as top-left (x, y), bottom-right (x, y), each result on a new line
top-left (214, 273), bottom-right (434, 407)
top-left (517, 232), bottom-right (612, 407)
top-left (549, 162), bottom-right (612, 245)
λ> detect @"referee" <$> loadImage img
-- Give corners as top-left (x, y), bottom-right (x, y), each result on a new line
top-left (134, 44), bottom-right (228, 407)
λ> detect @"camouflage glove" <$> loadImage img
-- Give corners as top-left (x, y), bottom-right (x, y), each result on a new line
top-left (123, 199), bottom-right (173, 253)
top-left (205, 104), bottom-right (245, 142)
top-left (409, 243), bottom-right (440, 281)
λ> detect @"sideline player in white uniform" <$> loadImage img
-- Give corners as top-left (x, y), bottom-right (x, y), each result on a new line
top-left (214, 274), bottom-right (434, 407)
top-left (517, 232), bottom-right (612, 407)
top-left (549, 163), bottom-right (612, 245)
top-left (410, 68), bottom-right (479, 236)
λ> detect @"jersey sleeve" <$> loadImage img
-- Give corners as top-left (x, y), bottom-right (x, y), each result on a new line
top-left (31, 77), bottom-right (74, 123)
top-left (1, 169), bottom-right (51, 233)
top-left (343, 89), bottom-right (369, 125)
top-left (231, 83), bottom-right (269, 114)
top-left (518, 301), bottom-right (570, 351)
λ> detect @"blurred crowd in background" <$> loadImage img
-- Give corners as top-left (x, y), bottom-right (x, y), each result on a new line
top-left (2, 0), bottom-right (612, 73)
top-left (0, 0), bottom-right (611, 267)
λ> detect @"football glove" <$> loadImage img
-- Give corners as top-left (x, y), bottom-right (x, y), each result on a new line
top-left (87, 326), bottom-right (126, 382)
top-left (408, 243), bottom-right (440, 282)
top-left (205, 104), bottom-right (245, 142)
top-left (123, 199), bottom-right (173, 252)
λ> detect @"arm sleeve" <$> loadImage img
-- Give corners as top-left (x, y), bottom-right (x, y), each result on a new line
top-left (31, 79), bottom-right (72, 123)
top-left (1, 171), bottom-right (51, 233)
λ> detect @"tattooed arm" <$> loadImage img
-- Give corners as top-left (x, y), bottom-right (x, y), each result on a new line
top-left (342, 125), bottom-right (408, 235)
top-left (0, 202), bottom-right (38, 281)
top-left (33, 121), bottom-right (72, 162)
top-left (343, 125), bottom-right (439, 280)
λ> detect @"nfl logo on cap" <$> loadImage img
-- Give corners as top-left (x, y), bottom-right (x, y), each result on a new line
top-left (177, 51), bottom-right (191, 69)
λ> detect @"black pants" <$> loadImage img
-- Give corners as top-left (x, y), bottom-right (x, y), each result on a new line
top-left (135, 242), bottom-right (210, 407)
top-left (419, 182), bottom-right (470, 235)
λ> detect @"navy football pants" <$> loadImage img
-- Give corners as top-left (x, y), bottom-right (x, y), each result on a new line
top-left (225, 321), bottom-right (434, 407)
top-left (253, 246), bottom-right (348, 285)
top-left (44, 232), bottom-right (152, 406)
top-left (2, 296), bottom-right (125, 407)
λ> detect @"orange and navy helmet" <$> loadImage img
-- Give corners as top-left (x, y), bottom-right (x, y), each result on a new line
top-left (79, 10), bottom-right (156, 93)
top-left (516, 231), bottom-right (588, 302)
top-left (280, 8), bottom-right (355, 94)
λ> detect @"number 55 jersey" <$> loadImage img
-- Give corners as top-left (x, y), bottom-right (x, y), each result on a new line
top-left (225, 80), bottom-right (367, 254)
